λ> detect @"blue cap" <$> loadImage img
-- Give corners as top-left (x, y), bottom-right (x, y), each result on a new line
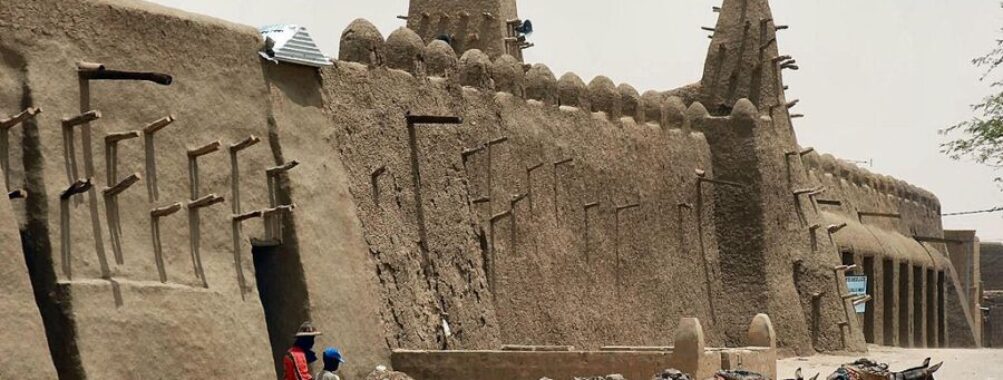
top-left (324, 347), bottom-right (345, 363)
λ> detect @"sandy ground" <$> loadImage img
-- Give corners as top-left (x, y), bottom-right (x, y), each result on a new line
top-left (778, 345), bottom-right (1003, 379)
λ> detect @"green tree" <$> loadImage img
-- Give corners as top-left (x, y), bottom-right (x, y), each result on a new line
top-left (942, 9), bottom-right (1003, 185)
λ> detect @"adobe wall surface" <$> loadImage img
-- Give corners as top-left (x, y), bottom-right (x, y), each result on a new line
top-left (801, 152), bottom-right (978, 348)
top-left (985, 292), bottom-right (1003, 347)
top-left (1, 0), bottom-right (731, 377)
top-left (391, 315), bottom-right (777, 380)
top-left (0, 169), bottom-right (56, 378)
top-left (945, 230), bottom-right (979, 303)
top-left (406, 0), bottom-right (519, 59)
top-left (260, 62), bottom-right (392, 379)
top-left (945, 230), bottom-right (981, 343)
top-left (0, 0), bottom-right (279, 377)
top-left (0, 0), bottom-right (987, 378)
top-left (392, 350), bottom-right (678, 380)
top-left (694, 0), bottom-right (858, 354)
top-left (944, 272), bottom-right (979, 347)
top-left (392, 349), bottom-right (724, 380)
top-left (324, 31), bottom-right (727, 350)
top-left (982, 242), bottom-right (1003, 291)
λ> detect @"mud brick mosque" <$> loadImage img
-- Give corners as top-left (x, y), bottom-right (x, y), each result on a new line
top-left (0, 0), bottom-right (992, 378)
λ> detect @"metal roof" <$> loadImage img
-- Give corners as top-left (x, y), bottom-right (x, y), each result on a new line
top-left (259, 24), bottom-right (332, 68)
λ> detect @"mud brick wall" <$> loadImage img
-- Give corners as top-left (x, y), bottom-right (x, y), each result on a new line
top-left (802, 151), bottom-right (978, 348)
top-left (0, 165), bottom-right (55, 378)
top-left (0, 0), bottom-right (984, 378)
top-left (0, 1), bottom-right (281, 378)
top-left (982, 242), bottom-right (1003, 291)
top-left (327, 21), bottom-right (727, 351)
top-left (406, 0), bottom-right (520, 59)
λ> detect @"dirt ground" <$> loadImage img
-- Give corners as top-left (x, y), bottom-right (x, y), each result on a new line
top-left (778, 345), bottom-right (1003, 379)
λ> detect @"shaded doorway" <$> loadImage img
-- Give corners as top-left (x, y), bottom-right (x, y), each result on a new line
top-left (253, 243), bottom-right (311, 378)
top-left (842, 251), bottom-right (855, 267)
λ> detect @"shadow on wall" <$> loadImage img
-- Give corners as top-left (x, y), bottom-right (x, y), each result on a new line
top-left (255, 61), bottom-right (323, 377)
top-left (262, 63), bottom-right (324, 109)
top-left (1, 44), bottom-right (82, 379)
top-left (253, 242), bottom-right (310, 378)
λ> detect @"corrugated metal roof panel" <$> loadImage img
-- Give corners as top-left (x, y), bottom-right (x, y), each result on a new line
top-left (259, 24), bottom-right (331, 68)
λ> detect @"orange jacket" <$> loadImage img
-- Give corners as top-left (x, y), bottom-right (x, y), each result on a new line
top-left (283, 346), bottom-right (313, 380)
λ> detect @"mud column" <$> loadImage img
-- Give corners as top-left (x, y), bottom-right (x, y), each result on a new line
top-left (928, 268), bottom-right (938, 347)
top-left (695, 0), bottom-right (864, 353)
top-left (695, 99), bottom-right (810, 351)
top-left (695, 101), bottom-right (764, 344)
top-left (914, 265), bottom-right (926, 347)
top-left (899, 261), bottom-right (911, 347)
top-left (887, 260), bottom-right (902, 347)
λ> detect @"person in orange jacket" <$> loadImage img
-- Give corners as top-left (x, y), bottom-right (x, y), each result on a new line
top-left (284, 321), bottom-right (322, 380)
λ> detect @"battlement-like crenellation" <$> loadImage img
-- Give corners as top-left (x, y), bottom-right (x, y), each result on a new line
top-left (336, 19), bottom-right (757, 135)
top-left (802, 150), bottom-right (941, 214)
top-left (0, 1), bottom-right (984, 378)
top-left (405, 0), bottom-right (521, 60)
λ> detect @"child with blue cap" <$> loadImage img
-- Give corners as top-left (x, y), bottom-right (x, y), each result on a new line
top-left (316, 347), bottom-right (345, 380)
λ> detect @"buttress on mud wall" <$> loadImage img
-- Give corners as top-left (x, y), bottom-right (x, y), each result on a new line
top-left (0, 0), bottom-right (979, 378)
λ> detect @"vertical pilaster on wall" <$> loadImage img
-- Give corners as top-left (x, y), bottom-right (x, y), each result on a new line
top-left (913, 265), bottom-right (925, 347)
top-left (882, 258), bottom-right (896, 346)
top-left (698, 0), bottom-right (868, 353)
top-left (927, 268), bottom-right (937, 347)
top-left (863, 256), bottom-right (876, 343)
top-left (696, 98), bottom-right (811, 348)
top-left (899, 261), bottom-right (911, 347)
top-left (938, 271), bottom-right (947, 347)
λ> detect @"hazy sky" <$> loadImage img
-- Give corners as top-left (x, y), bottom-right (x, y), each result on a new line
top-left (148, 0), bottom-right (1003, 242)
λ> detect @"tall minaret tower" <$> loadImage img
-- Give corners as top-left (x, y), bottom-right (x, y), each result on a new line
top-left (700, 0), bottom-right (789, 116)
top-left (696, 0), bottom-right (868, 354)
top-left (406, 0), bottom-right (528, 61)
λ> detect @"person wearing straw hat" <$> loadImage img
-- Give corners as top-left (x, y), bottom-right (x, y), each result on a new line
top-left (283, 321), bottom-right (322, 380)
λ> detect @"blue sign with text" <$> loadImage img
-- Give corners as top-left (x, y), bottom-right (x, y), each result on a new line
top-left (846, 275), bottom-right (868, 313)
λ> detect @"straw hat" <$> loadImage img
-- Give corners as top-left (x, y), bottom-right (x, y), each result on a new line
top-left (295, 321), bottom-right (323, 337)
